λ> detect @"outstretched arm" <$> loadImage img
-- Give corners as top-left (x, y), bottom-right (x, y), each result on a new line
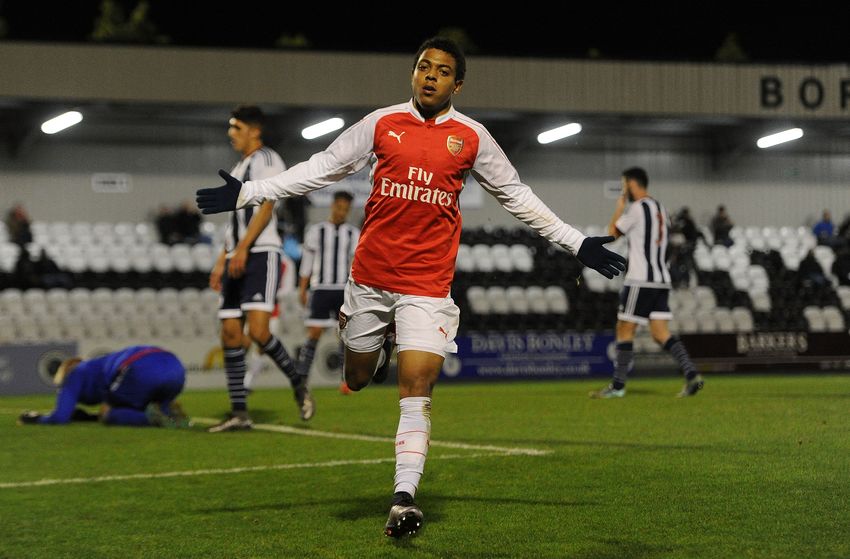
top-left (470, 130), bottom-right (626, 278)
top-left (197, 114), bottom-right (377, 214)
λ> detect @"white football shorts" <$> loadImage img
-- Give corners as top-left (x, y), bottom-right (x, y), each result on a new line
top-left (339, 279), bottom-right (459, 357)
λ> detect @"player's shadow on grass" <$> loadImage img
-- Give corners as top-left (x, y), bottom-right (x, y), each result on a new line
top-left (472, 438), bottom-right (773, 455)
top-left (197, 494), bottom-right (595, 525)
top-left (573, 538), bottom-right (677, 559)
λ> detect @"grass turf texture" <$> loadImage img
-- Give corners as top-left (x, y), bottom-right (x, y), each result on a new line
top-left (0, 375), bottom-right (848, 559)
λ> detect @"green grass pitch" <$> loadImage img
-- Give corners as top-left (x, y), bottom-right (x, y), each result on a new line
top-left (1, 375), bottom-right (848, 558)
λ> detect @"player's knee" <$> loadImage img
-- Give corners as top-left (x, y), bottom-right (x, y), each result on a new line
top-left (247, 325), bottom-right (270, 345)
top-left (343, 369), bottom-right (369, 391)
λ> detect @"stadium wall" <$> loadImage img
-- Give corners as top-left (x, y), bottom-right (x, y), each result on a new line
top-left (1, 142), bottom-right (847, 229)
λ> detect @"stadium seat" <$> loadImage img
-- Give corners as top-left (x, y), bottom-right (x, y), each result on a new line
top-left (455, 244), bottom-right (474, 272)
top-left (466, 286), bottom-right (489, 315)
top-left (749, 290), bottom-right (771, 312)
top-left (544, 286), bottom-right (569, 314)
top-left (714, 307), bottom-right (735, 333)
top-left (490, 244), bottom-right (513, 273)
top-left (678, 315), bottom-right (699, 334)
top-left (200, 289), bottom-right (220, 314)
top-left (732, 307), bottom-right (755, 332)
top-left (13, 315), bottom-right (40, 341)
top-left (525, 286), bottom-right (548, 315)
top-left (694, 286), bottom-right (717, 311)
top-left (472, 244), bottom-right (494, 273)
top-left (821, 306), bottom-right (845, 332)
top-left (803, 306), bottom-right (826, 332)
top-left (486, 286), bottom-right (510, 314)
top-left (510, 244), bottom-right (534, 273)
top-left (506, 286), bottom-right (529, 314)
top-left (837, 286), bottom-right (850, 310)
top-left (695, 311), bottom-right (718, 333)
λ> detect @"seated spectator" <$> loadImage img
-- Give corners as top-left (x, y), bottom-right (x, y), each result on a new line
top-left (12, 248), bottom-right (39, 289)
top-left (798, 249), bottom-right (828, 288)
top-left (5, 203), bottom-right (33, 246)
top-left (813, 210), bottom-right (835, 246)
top-left (710, 205), bottom-right (734, 247)
top-left (172, 200), bottom-right (203, 244)
top-left (34, 248), bottom-right (72, 289)
top-left (155, 204), bottom-right (177, 245)
top-left (832, 248), bottom-right (850, 286)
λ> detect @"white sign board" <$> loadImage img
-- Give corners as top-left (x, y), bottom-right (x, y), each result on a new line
top-left (603, 180), bottom-right (623, 200)
top-left (92, 173), bottom-right (132, 193)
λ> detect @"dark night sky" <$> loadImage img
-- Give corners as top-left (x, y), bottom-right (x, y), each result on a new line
top-left (1, 1), bottom-right (848, 64)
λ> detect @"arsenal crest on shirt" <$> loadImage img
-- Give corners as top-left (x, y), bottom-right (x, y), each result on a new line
top-left (446, 135), bottom-right (464, 156)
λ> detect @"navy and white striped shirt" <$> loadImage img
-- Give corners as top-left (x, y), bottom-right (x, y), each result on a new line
top-left (300, 221), bottom-right (360, 290)
top-left (225, 147), bottom-right (285, 255)
top-left (615, 197), bottom-right (671, 288)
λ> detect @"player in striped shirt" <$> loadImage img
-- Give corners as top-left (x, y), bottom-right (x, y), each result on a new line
top-left (208, 105), bottom-right (313, 432)
top-left (297, 191), bottom-right (360, 390)
top-left (591, 167), bottom-right (704, 399)
top-left (198, 38), bottom-right (625, 537)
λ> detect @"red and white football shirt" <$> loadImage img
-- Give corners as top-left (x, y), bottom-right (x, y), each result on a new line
top-left (238, 101), bottom-right (585, 298)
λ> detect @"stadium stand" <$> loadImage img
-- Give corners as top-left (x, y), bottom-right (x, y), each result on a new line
top-left (1, 220), bottom-right (848, 344)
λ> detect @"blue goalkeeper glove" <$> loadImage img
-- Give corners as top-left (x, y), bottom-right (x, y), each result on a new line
top-left (196, 169), bottom-right (242, 215)
top-left (576, 236), bottom-right (627, 279)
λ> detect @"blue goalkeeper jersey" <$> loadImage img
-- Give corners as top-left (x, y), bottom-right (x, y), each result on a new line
top-left (39, 346), bottom-right (166, 424)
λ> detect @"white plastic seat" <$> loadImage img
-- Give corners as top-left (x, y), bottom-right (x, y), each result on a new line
top-left (13, 315), bottom-right (40, 341)
top-left (803, 306), bottom-right (826, 332)
top-left (486, 286), bottom-right (510, 314)
top-left (581, 268), bottom-right (607, 293)
top-left (455, 244), bottom-right (474, 272)
top-left (732, 307), bottom-right (754, 332)
top-left (544, 286), bottom-right (569, 314)
top-left (822, 306), bottom-right (845, 332)
top-left (695, 311), bottom-right (718, 333)
top-left (506, 286), bottom-right (529, 314)
top-left (158, 288), bottom-right (181, 314)
top-left (179, 287), bottom-right (202, 313)
top-left (713, 307), bottom-right (735, 333)
top-left (510, 244), bottom-right (534, 273)
top-left (200, 289), bottom-right (221, 314)
top-left (526, 286), bottom-right (548, 314)
top-left (749, 290), bottom-right (771, 312)
top-left (694, 287), bottom-right (717, 311)
top-left (466, 286), bottom-right (489, 315)
top-left (837, 286), bottom-right (850, 310)
top-left (678, 315), bottom-right (699, 334)
top-left (471, 244), bottom-right (494, 273)
top-left (490, 244), bottom-right (513, 273)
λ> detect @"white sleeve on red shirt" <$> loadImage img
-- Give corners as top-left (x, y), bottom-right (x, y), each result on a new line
top-left (236, 112), bottom-right (380, 209)
top-left (469, 127), bottom-right (587, 255)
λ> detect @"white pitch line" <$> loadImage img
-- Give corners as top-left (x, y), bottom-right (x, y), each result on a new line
top-left (0, 408), bottom-right (549, 455)
top-left (192, 417), bottom-right (551, 457)
top-left (0, 452), bottom-right (509, 489)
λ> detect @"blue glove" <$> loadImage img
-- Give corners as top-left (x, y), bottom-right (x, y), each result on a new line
top-left (576, 236), bottom-right (627, 279)
top-left (196, 170), bottom-right (242, 215)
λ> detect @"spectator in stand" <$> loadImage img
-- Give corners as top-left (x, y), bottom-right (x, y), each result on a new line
top-left (5, 203), bottom-right (33, 246)
top-left (34, 248), bottom-right (72, 289)
top-left (798, 249), bottom-right (828, 288)
top-left (172, 200), bottom-right (203, 244)
top-left (710, 205), bottom-right (734, 247)
top-left (812, 210), bottom-right (835, 246)
top-left (832, 247), bottom-right (850, 286)
top-left (12, 247), bottom-right (39, 289)
top-left (155, 204), bottom-right (177, 245)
